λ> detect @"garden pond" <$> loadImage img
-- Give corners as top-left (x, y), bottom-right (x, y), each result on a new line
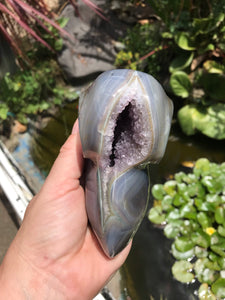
top-left (12, 101), bottom-right (225, 300)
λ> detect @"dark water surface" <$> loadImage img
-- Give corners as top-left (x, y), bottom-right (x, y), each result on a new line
top-left (14, 101), bottom-right (225, 300)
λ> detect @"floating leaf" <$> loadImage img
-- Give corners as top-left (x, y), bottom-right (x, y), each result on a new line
top-left (211, 245), bottom-right (225, 258)
top-left (166, 208), bottom-right (181, 221)
top-left (170, 71), bottom-right (192, 98)
top-left (172, 260), bottom-right (194, 283)
top-left (194, 158), bottom-right (210, 176)
top-left (218, 225), bottom-right (225, 237)
top-left (212, 278), bottom-right (225, 298)
top-left (174, 236), bottom-right (195, 252)
top-left (198, 283), bottom-right (216, 300)
top-left (148, 206), bottom-right (166, 224)
top-left (152, 184), bottom-right (165, 200)
top-left (215, 207), bottom-right (225, 225)
top-left (197, 212), bottom-right (211, 229)
top-left (174, 172), bottom-right (186, 183)
top-left (195, 246), bottom-right (208, 258)
top-left (161, 195), bottom-right (173, 211)
top-left (180, 203), bottom-right (197, 220)
top-left (164, 220), bottom-right (182, 239)
top-left (163, 180), bottom-right (177, 196)
top-left (171, 243), bottom-right (194, 260)
top-left (192, 231), bottom-right (210, 248)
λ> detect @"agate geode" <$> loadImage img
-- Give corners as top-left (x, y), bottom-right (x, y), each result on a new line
top-left (79, 69), bottom-right (173, 257)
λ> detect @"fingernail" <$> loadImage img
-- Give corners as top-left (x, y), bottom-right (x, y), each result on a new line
top-left (72, 120), bottom-right (79, 134)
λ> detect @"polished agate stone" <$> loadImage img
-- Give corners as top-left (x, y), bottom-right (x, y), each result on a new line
top-left (79, 69), bottom-right (173, 257)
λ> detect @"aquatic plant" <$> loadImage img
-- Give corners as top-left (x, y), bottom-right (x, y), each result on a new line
top-left (148, 158), bottom-right (225, 299)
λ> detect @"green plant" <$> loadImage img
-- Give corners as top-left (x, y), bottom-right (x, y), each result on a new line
top-left (115, 0), bottom-right (225, 139)
top-left (0, 60), bottom-right (78, 123)
top-left (0, 0), bottom-right (104, 65)
top-left (148, 158), bottom-right (225, 299)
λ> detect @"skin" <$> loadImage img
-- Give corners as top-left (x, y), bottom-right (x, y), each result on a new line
top-left (0, 120), bottom-right (131, 300)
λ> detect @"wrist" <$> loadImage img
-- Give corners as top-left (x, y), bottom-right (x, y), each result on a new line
top-left (0, 242), bottom-right (65, 300)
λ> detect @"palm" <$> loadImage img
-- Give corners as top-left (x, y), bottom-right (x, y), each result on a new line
top-left (9, 131), bottom-right (130, 299)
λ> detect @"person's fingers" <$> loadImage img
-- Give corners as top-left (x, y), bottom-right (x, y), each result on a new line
top-left (40, 119), bottom-right (83, 199)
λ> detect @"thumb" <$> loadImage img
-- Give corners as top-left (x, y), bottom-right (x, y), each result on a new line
top-left (40, 120), bottom-right (83, 199)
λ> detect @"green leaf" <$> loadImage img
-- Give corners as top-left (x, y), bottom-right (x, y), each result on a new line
top-left (170, 71), bottom-right (192, 98)
top-left (192, 231), bottom-right (210, 248)
top-left (161, 195), bottom-right (173, 211)
top-left (197, 212), bottom-right (211, 229)
top-left (164, 222), bottom-right (181, 239)
top-left (166, 208), bottom-right (181, 221)
top-left (169, 51), bottom-right (194, 73)
top-left (172, 260), bottom-right (194, 283)
top-left (195, 246), bottom-right (208, 258)
top-left (211, 245), bottom-right (225, 258)
top-left (148, 206), bottom-right (166, 224)
top-left (212, 278), bottom-right (225, 298)
top-left (175, 32), bottom-right (196, 50)
top-left (218, 225), bottom-right (225, 237)
top-left (215, 207), bottom-right (225, 225)
top-left (163, 180), bottom-right (177, 196)
top-left (174, 236), bottom-right (195, 252)
top-left (180, 203), bottom-right (197, 220)
top-left (194, 158), bottom-right (210, 176)
top-left (198, 283), bottom-right (216, 300)
top-left (203, 60), bottom-right (225, 74)
top-left (151, 184), bottom-right (165, 199)
top-left (0, 103), bottom-right (9, 120)
top-left (171, 243), bottom-right (194, 260)
top-left (199, 73), bottom-right (225, 102)
top-left (178, 103), bottom-right (225, 139)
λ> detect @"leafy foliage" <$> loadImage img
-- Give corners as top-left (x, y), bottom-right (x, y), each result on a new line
top-left (115, 0), bottom-right (225, 139)
top-left (0, 60), bottom-right (78, 123)
top-left (0, 0), bottom-right (103, 65)
top-left (148, 158), bottom-right (225, 299)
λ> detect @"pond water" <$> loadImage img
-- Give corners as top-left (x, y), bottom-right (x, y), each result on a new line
top-left (13, 101), bottom-right (225, 300)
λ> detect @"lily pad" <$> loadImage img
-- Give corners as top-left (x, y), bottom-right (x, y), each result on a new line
top-left (198, 283), bottom-right (216, 300)
top-left (180, 203), bottom-right (197, 220)
top-left (172, 260), bottom-right (194, 283)
top-left (218, 225), bottom-right (225, 238)
top-left (192, 231), bottom-right (210, 248)
top-left (148, 206), bottom-right (166, 224)
top-left (212, 278), bottom-right (225, 298)
top-left (195, 246), bottom-right (208, 258)
top-left (152, 184), bottom-right (165, 200)
top-left (197, 212), bottom-right (211, 229)
top-left (171, 243), bottom-right (194, 260)
top-left (174, 236), bottom-right (195, 252)
top-left (215, 207), bottom-right (225, 225)
top-left (163, 180), bottom-right (177, 196)
top-left (161, 195), bottom-right (173, 211)
top-left (194, 158), bottom-right (210, 176)
top-left (164, 222), bottom-right (181, 239)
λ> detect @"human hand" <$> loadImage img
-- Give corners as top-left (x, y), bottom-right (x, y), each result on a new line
top-left (0, 120), bottom-right (131, 300)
